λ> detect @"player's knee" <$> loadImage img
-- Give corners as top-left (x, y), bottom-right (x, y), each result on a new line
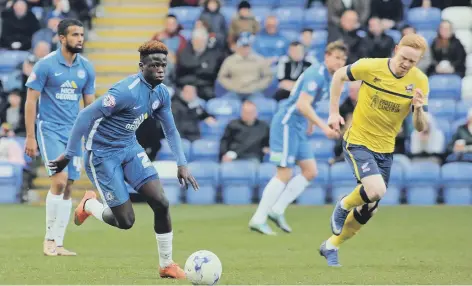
top-left (301, 167), bottom-right (317, 181)
top-left (149, 193), bottom-right (169, 213)
top-left (362, 177), bottom-right (387, 201)
top-left (276, 167), bottom-right (292, 183)
top-left (117, 214), bottom-right (135, 230)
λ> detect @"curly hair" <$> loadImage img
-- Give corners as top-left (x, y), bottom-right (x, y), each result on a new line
top-left (138, 40), bottom-right (168, 60)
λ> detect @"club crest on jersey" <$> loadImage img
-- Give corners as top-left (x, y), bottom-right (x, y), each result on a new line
top-left (77, 69), bottom-right (86, 79)
top-left (152, 100), bottom-right (160, 110)
top-left (103, 94), bottom-right (116, 108)
top-left (308, 81), bottom-right (317, 92)
top-left (405, 84), bottom-right (414, 94)
top-left (27, 72), bottom-right (36, 83)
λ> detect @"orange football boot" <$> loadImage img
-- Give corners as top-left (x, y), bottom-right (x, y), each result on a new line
top-left (159, 263), bottom-right (186, 279)
top-left (74, 190), bottom-right (97, 226)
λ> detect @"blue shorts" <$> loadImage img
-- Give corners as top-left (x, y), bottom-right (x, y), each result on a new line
top-left (84, 143), bottom-right (158, 207)
top-left (36, 120), bottom-right (82, 180)
top-left (269, 115), bottom-right (313, 167)
top-left (343, 140), bottom-right (393, 186)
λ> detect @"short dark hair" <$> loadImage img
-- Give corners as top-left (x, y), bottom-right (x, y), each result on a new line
top-left (167, 13), bottom-right (177, 19)
top-left (138, 40), bottom-right (168, 61)
top-left (290, 41), bottom-right (302, 47)
top-left (302, 28), bottom-right (313, 33)
top-left (58, 19), bottom-right (84, 36)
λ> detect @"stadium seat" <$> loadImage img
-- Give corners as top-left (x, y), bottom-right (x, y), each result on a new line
top-left (330, 162), bottom-right (357, 201)
top-left (428, 74), bottom-right (462, 100)
top-left (428, 99), bottom-right (456, 122)
top-left (455, 30), bottom-right (472, 55)
top-left (297, 186), bottom-right (326, 205)
top-left (279, 30), bottom-right (299, 42)
top-left (157, 139), bottom-right (191, 161)
top-left (435, 119), bottom-right (452, 143)
top-left (153, 161), bottom-right (180, 187)
top-left (331, 186), bottom-right (357, 202)
top-left (199, 118), bottom-right (230, 140)
top-left (186, 185), bottom-right (216, 204)
top-left (416, 29), bottom-right (436, 45)
top-left (277, 0), bottom-right (307, 7)
top-left (441, 162), bottom-right (472, 205)
top-left (310, 139), bottom-right (335, 163)
top-left (385, 29), bottom-right (402, 43)
top-left (441, 6), bottom-right (472, 30)
top-left (0, 50), bottom-right (29, 73)
top-left (405, 161), bottom-right (440, 205)
top-left (220, 7), bottom-right (236, 25)
top-left (190, 139), bottom-right (220, 162)
top-left (454, 100), bottom-right (472, 120)
top-left (168, 7), bottom-right (201, 30)
top-left (220, 160), bottom-right (258, 187)
top-left (188, 161), bottom-right (219, 187)
top-left (309, 30), bottom-right (328, 51)
top-left (274, 7), bottom-right (304, 31)
top-left (206, 98), bottom-right (241, 121)
top-left (251, 0), bottom-right (278, 7)
top-left (222, 185), bottom-right (253, 204)
top-left (393, 154), bottom-right (411, 172)
top-left (257, 163), bottom-right (276, 196)
top-left (407, 7), bottom-right (441, 31)
top-left (443, 187), bottom-right (472, 205)
top-left (462, 76), bottom-right (472, 101)
top-left (383, 164), bottom-right (403, 205)
top-left (382, 186), bottom-right (402, 205)
top-left (0, 162), bottom-right (22, 203)
top-left (251, 97), bottom-right (277, 122)
top-left (303, 6), bottom-right (328, 30)
top-left (252, 7), bottom-right (272, 24)
top-left (163, 185), bottom-right (181, 205)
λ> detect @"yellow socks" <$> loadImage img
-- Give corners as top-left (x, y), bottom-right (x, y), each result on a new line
top-left (327, 211), bottom-right (363, 248)
top-left (341, 185), bottom-right (371, 210)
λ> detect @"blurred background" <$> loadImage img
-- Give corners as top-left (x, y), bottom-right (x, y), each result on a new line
top-left (0, 0), bottom-right (471, 207)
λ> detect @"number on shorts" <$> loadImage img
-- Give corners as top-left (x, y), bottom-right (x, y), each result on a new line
top-left (72, 157), bottom-right (82, 172)
top-left (138, 152), bottom-right (152, 168)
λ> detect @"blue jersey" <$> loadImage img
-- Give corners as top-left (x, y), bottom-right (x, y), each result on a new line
top-left (277, 62), bottom-right (332, 129)
top-left (25, 48), bottom-right (96, 125)
top-left (64, 73), bottom-right (187, 166)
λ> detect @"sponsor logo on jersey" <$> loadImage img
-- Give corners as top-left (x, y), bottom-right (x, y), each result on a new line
top-left (370, 94), bottom-right (400, 113)
top-left (56, 80), bottom-right (79, 100)
top-left (126, 113), bottom-right (148, 131)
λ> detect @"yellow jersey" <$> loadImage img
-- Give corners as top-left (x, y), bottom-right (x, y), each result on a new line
top-left (344, 58), bottom-right (429, 153)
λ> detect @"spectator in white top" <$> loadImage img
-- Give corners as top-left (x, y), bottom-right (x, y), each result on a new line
top-left (410, 113), bottom-right (445, 163)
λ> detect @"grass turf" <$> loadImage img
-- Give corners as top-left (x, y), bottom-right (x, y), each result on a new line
top-left (0, 204), bottom-right (471, 284)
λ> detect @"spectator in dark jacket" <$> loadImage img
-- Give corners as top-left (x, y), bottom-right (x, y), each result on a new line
top-left (360, 17), bottom-right (395, 58)
top-left (410, 0), bottom-right (471, 9)
top-left (0, 0), bottom-right (40, 51)
top-left (176, 28), bottom-right (224, 100)
top-left (199, 0), bottom-right (226, 51)
top-left (327, 0), bottom-right (370, 27)
top-left (219, 101), bottom-right (270, 163)
top-left (370, 0), bottom-right (403, 30)
top-left (172, 85), bottom-right (216, 142)
top-left (427, 20), bottom-right (467, 78)
top-left (328, 10), bottom-right (364, 64)
top-left (32, 16), bottom-right (62, 50)
top-left (0, 89), bottom-right (25, 136)
top-left (446, 109), bottom-right (472, 163)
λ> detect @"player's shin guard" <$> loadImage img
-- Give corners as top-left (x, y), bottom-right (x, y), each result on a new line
top-left (54, 198), bottom-right (72, 246)
top-left (326, 202), bottom-right (378, 249)
top-left (45, 191), bottom-right (61, 241)
top-left (156, 231), bottom-right (173, 268)
top-left (270, 174), bottom-right (310, 215)
top-left (341, 184), bottom-right (371, 210)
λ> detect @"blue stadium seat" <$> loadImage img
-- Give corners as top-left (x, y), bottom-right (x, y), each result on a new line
top-left (429, 74), bottom-right (462, 100)
top-left (220, 160), bottom-right (258, 187)
top-left (190, 139), bottom-right (220, 162)
top-left (31, 6), bottom-right (44, 20)
top-left (455, 100), bottom-right (472, 120)
top-left (310, 139), bottom-right (335, 163)
top-left (206, 98), bottom-right (241, 121)
top-left (279, 30), bottom-right (299, 42)
top-left (168, 7), bottom-right (201, 29)
top-left (331, 186), bottom-right (357, 202)
top-left (393, 154), bottom-right (411, 172)
top-left (428, 99), bottom-right (456, 122)
top-left (163, 185), bottom-right (181, 205)
top-left (405, 161), bottom-right (440, 205)
top-left (274, 7), bottom-right (304, 31)
top-left (0, 162), bottom-right (23, 203)
top-left (223, 185), bottom-right (253, 204)
top-left (252, 7), bottom-right (272, 24)
top-left (303, 7), bottom-right (328, 30)
top-left (441, 162), bottom-right (472, 205)
top-left (187, 185), bottom-right (216, 204)
top-left (188, 161), bottom-right (219, 187)
top-left (157, 139), bottom-right (191, 161)
top-left (435, 120), bottom-right (452, 143)
top-left (297, 186), bottom-right (326, 205)
top-left (382, 186), bottom-right (401, 205)
top-left (250, 0), bottom-right (277, 7)
top-left (251, 97), bottom-right (277, 122)
top-left (0, 50), bottom-right (29, 73)
top-left (199, 118), bottom-right (230, 140)
top-left (277, 0), bottom-right (307, 7)
top-left (220, 7), bottom-right (236, 25)
top-left (330, 162), bottom-right (357, 201)
top-left (258, 162), bottom-right (277, 191)
top-left (417, 29), bottom-right (437, 45)
top-left (383, 164), bottom-right (403, 205)
top-left (407, 7), bottom-right (441, 31)
top-left (310, 30), bottom-right (328, 50)
top-left (385, 29), bottom-right (402, 43)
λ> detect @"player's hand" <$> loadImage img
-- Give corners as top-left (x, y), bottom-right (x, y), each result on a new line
top-left (25, 137), bottom-right (38, 158)
top-left (48, 153), bottom-right (70, 174)
top-left (177, 166), bottom-right (199, 191)
top-left (327, 113), bottom-right (345, 133)
top-left (412, 88), bottom-right (424, 109)
top-left (323, 126), bottom-right (340, 139)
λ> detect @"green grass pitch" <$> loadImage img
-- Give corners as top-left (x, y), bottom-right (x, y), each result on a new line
top-left (1, 204), bottom-right (471, 284)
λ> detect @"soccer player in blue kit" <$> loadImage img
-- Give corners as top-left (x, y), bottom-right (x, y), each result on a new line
top-left (249, 41), bottom-right (348, 235)
top-left (24, 19), bottom-right (96, 256)
top-left (49, 40), bottom-right (198, 279)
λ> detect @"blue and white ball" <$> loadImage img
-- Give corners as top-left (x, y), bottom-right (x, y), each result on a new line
top-left (184, 250), bottom-right (222, 285)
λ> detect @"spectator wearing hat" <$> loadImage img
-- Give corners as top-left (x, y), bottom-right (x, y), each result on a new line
top-left (217, 32), bottom-right (273, 100)
top-left (228, 0), bottom-right (259, 49)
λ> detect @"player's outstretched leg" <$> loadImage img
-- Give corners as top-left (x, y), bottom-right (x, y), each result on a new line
top-left (331, 174), bottom-right (386, 235)
top-left (249, 167), bottom-right (292, 235)
top-left (268, 159), bottom-right (316, 233)
top-left (320, 201), bottom-right (379, 267)
top-left (138, 179), bottom-right (185, 279)
top-left (53, 179), bottom-right (76, 256)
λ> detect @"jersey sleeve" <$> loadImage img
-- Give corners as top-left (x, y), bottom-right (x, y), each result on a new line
top-left (83, 64), bottom-right (96, 95)
top-left (346, 58), bottom-right (371, 82)
top-left (300, 68), bottom-right (324, 97)
top-left (25, 60), bottom-right (49, 92)
top-left (96, 86), bottom-right (131, 117)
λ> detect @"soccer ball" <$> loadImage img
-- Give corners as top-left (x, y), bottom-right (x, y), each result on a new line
top-left (184, 250), bottom-right (222, 285)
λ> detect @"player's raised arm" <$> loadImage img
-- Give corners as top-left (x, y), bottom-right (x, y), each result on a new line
top-left (412, 78), bottom-right (430, 132)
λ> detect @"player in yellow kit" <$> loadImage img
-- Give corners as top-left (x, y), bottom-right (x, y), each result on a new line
top-left (319, 34), bottom-right (430, 267)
